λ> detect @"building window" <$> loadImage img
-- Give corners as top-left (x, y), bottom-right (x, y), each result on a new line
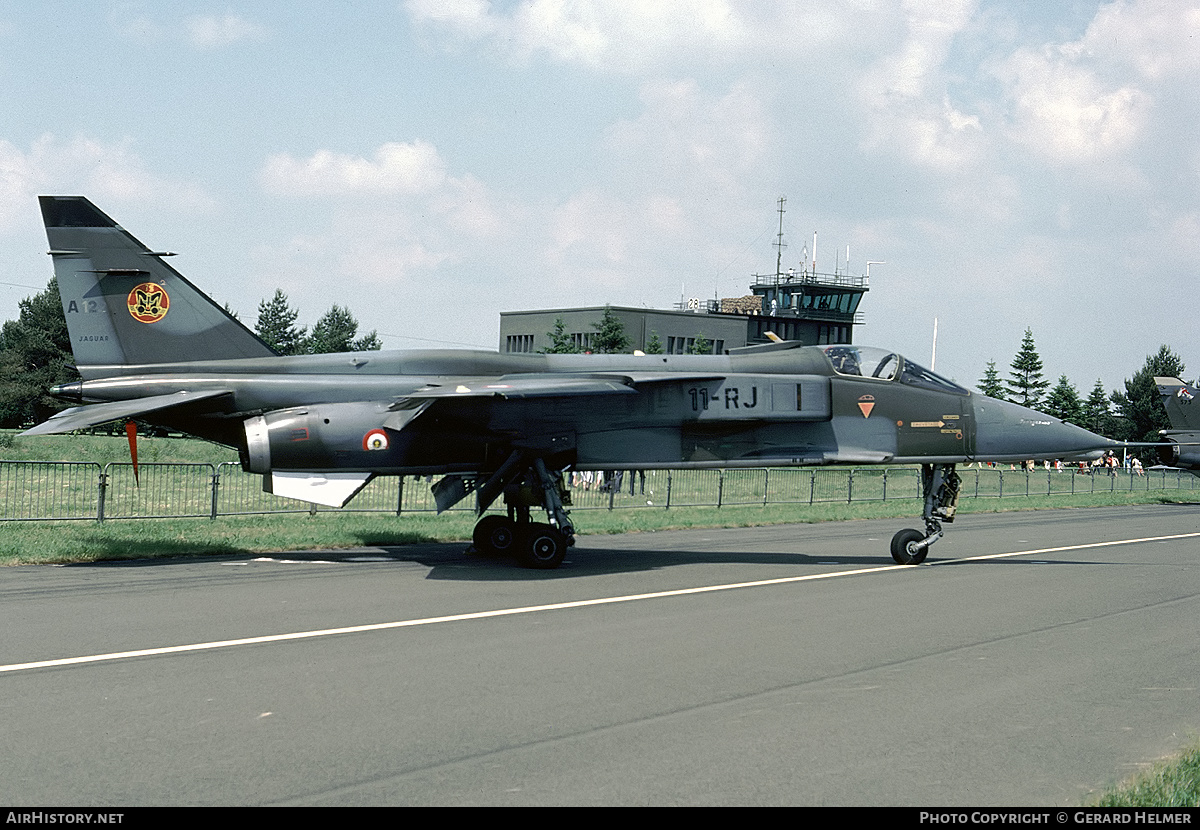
top-left (505, 334), bottom-right (535, 353)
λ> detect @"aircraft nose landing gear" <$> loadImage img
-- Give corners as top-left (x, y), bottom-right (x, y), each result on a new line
top-left (891, 463), bottom-right (961, 565)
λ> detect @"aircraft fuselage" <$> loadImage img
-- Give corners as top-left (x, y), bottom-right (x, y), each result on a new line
top-left (51, 346), bottom-right (1109, 478)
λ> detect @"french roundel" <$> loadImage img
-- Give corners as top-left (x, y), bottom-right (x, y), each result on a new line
top-left (363, 429), bottom-right (389, 451)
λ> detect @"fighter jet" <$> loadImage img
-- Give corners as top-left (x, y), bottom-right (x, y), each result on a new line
top-left (1154, 377), bottom-right (1200, 474)
top-left (26, 196), bottom-right (1124, 567)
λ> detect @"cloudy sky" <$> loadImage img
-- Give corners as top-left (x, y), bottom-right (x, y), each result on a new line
top-left (1, 1), bottom-right (1196, 393)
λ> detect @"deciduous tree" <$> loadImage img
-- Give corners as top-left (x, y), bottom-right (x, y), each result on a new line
top-left (1111, 345), bottom-right (1185, 445)
top-left (0, 278), bottom-right (76, 427)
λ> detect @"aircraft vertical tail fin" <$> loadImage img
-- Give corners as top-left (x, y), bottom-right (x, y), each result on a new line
top-left (40, 196), bottom-right (276, 376)
top-left (1155, 377), bottom-right (1200, 431)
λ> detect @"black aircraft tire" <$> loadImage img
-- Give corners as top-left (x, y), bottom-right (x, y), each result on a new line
top-left (890, 528), bottom-right (927, 565)
top-left (474, 515), bottom-right (518, 556)
top-left (520, 523), bottom-right (567, 569)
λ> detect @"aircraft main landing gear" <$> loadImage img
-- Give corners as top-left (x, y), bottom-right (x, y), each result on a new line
top-left (470, 457), bottom-right (576, 569)
top-left (890, 463), bottom-right (961, 565)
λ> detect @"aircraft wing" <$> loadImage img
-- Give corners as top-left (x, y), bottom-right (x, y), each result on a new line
top-left (404, 372), bottom-right (725, 400)
top-left (20, 389), bottom-right (232, 436)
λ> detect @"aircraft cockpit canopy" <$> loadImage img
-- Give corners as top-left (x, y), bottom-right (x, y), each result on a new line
top-left (822, 345), bottom-right (969, 396)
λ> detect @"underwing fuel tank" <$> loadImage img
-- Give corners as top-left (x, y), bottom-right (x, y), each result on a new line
top-left (971, 395), bottom-right (1109, 462)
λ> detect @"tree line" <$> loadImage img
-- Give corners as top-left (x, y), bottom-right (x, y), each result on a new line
top-left (0, 279), bottom-right (380, 427)
top-left (978, 327), bottom-right (1187, 450)
top-left (253, 288), bottom-right (381, 356)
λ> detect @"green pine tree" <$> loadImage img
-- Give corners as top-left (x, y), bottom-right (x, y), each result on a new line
top-left (644, 330), bottom-right (664, 355)
top-left (353, 330), bottom-right (383, 351)
top-left (306, 305), bottom-right (380, 354)
top-left (977, 360), bottom-right (1004, 398)
top-left (688, 332), bottom-right (712, 355)
top-left (590, 306), bottom-right (631, 354)
top-left (255, 289), bottom-right (307, 355)
top-left (1081, 379), bottom-right (1116, 438)
top-left (1041, 375), bottom-right (1083, 425)
top-left (540, 318), bottom-right (580, 354)
top-left (1005, 329), bottom-right (1050, 408)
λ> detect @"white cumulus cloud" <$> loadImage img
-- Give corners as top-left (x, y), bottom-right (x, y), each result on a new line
top-left (856, 0), bottom-right (983, 170)
top-left (404, 0), bottom-right (862, 73)
top-left (0, 135), bottom-right (211, 233)
top-left (1080, 0), bottom-right (1200, 81)
top-left (996, 46), bottom-right (1150, 165)
top-left (186, 13), bottom-right (265, 49)
top-left (260, 141), bottom-right (450, 197)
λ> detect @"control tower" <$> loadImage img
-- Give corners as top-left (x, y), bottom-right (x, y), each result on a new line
top-left (725, 196), bottom-right (869, 346)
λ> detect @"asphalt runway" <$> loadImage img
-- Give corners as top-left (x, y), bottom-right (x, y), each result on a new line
top-left (2, 503), bottom-right (1198, 806)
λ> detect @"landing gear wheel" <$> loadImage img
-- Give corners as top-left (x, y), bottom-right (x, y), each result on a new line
top-left (890, 528), bottom-right (928, 565)
top-left (473, 515), bottom-right (518, 556)
top-left (519, 523), bottom-right (567, 569)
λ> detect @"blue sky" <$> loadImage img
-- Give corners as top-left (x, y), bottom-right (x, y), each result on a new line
top-left (1, 1), bottom-right (1196, 393)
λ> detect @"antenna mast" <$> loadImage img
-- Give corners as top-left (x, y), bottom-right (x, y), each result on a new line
top-left (774, 195), bottom-right (787, 280)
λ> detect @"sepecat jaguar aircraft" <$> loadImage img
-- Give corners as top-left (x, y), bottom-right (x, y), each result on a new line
top-left (26, 196), bottom-right (1126, 567)
top-left (1155, 376), bottom-right (1200, 474)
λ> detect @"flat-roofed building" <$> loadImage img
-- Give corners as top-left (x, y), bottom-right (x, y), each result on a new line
top-left (500, 306), bottom-right (744, 355)
top-left (500, 268), bottom-right (867, 354)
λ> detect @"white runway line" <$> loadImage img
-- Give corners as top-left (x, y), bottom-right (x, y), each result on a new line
top-left (4, 530), bottom-right (1198, 675)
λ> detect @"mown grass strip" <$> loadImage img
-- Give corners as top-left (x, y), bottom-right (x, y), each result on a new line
top-left (1091, 742), bottom-right (1200, 807)
top-left (0, 490), bottom-right (1194, 566)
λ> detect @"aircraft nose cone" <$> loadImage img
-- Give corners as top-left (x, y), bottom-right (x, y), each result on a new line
top-left (972, 395), bottom-right (1114, 461)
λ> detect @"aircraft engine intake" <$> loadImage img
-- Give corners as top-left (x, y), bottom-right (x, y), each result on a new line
top-left (1158, 435), bottom-right (1200, 471)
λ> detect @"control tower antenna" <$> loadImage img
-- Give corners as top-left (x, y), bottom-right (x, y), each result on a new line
top-left (774, 195), bottom-right (787, 279)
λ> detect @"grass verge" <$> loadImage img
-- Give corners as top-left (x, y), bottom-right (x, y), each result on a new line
top-left (1091, 742), bottom-right (1200, 807)
top-left (0, 489), bottom-right (1194, 566)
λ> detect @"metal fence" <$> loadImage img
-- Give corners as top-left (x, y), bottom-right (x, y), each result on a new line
top-left (0, 460), bottom-right (1195, 522)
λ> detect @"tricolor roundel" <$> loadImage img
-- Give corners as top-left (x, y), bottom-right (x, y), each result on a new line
top-left (363, 429), bottom-right (389, 451)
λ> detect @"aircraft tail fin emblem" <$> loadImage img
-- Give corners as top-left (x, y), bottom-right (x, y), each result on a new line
top-left (40, 195), bottom-right (275, 374)
top-left (127, 283), bottom-right (170, 323)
